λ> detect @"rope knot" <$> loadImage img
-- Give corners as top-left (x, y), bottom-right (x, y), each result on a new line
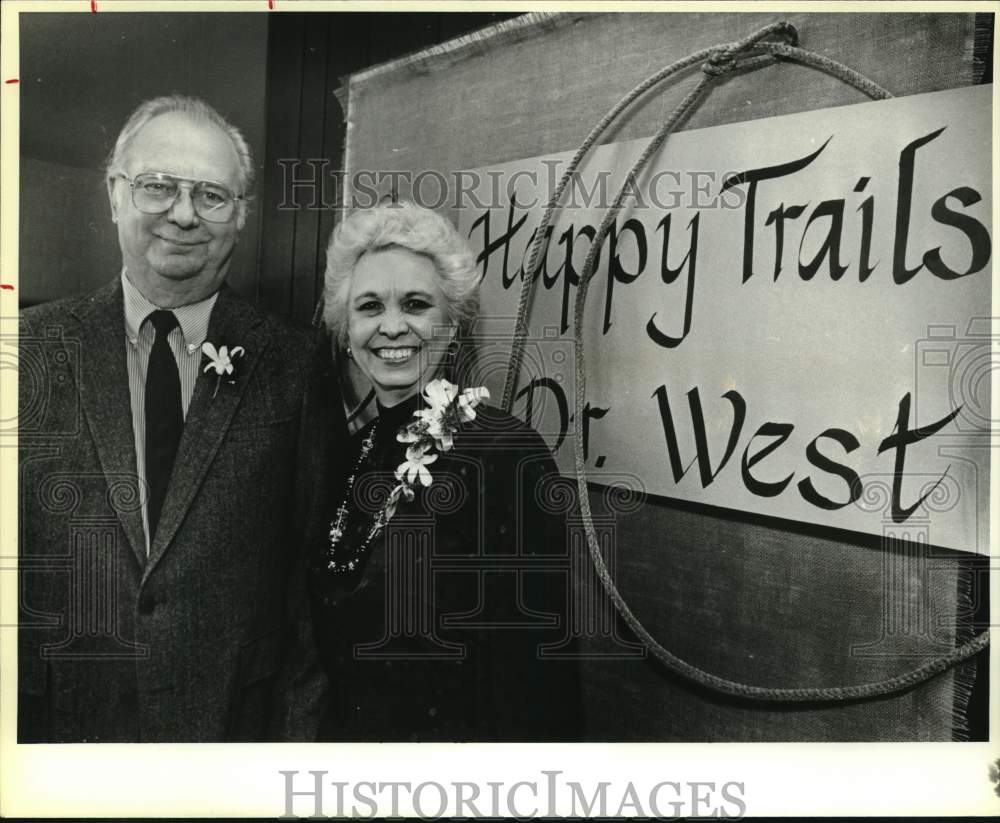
top-left (702, 51), bottom-right (738, 77)
top-left (775, 21), bottom-right (800, 46)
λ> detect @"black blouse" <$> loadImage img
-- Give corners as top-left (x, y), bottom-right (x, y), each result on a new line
top-left (309, 395), bottom-right (582, 741)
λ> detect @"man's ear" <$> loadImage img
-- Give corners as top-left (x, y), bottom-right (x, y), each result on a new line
top-left (235, 200), bottom-right (248, 232)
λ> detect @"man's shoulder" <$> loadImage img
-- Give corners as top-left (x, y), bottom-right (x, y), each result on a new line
top-left (216, 287), bottom-right (324, 357)
top-left (262, 311), bottom-right (318, 351)
top-left (20, 297), bottom-right (75, 327)
top-left (20, 282), bottom-right (327, 354)
top-left (20, 281), bottom-right (119, 331)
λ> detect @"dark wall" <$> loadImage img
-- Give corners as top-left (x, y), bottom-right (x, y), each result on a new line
top-left (257, 12), bottom-right (517, 326)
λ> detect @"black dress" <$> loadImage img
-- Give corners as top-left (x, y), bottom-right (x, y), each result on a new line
top-left (309, 394), bottom-right (582, 741)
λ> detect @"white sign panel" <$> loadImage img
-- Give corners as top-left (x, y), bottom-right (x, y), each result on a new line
top-left (457, 85), bottom-right (992, 555)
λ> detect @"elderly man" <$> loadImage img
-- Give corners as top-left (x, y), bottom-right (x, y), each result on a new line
top-left (18, 96), bottom-right (338, 742)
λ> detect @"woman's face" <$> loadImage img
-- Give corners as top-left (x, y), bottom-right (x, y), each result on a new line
top-left (347, 246), bottom-right (454, 407)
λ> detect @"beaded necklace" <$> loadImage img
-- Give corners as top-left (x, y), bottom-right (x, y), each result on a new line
top-left (325, 423), bottom-right (385, 574)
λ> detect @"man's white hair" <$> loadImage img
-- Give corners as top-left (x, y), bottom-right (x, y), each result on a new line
top-left (106, 95), bottom-right (254, 195)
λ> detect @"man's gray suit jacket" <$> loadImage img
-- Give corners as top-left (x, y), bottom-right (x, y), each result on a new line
top-left (18, 278), bottom-right (339, 742)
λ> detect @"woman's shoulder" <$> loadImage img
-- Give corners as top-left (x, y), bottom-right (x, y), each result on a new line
top-left (458, 404), bottom-right (555, 459)
top-left (466, 403), bottom-right (541, 434)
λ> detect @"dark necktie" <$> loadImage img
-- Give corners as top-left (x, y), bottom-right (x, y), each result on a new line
top-left (145, 310), bottom-right (183, 542)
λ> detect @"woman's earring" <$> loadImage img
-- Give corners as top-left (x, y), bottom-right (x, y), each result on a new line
top-left (446, 338), bottom-right (460, 360)
top-left (346, 346), bottom-right (354, 360)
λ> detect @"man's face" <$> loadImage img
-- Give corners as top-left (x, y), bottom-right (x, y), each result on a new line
top-left (108, 111), bottom-right (246, 306)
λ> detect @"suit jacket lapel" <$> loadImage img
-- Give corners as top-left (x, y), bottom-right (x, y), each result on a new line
top-left (73, 280), bottom-right (148, 568)
top-left (143, 286), bottom-right (272, 578)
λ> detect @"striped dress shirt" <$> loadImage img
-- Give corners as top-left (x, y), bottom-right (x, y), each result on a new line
top-left (121, 271), bottom-right (218, 551)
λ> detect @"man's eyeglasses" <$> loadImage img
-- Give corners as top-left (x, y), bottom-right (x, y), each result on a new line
top-left (116, 172), bottom-right (243, 223)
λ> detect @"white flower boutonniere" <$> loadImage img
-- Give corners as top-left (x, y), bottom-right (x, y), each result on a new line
top-left (201, 341), bottom-right (246, 398)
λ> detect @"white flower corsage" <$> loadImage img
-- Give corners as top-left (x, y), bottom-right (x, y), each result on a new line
top-left (391, 378), bottom-right (489, 506)
top-left (201, 341), bottom-right (246, 397)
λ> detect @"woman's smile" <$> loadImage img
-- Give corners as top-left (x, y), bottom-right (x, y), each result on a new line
top-left (374, 345), bottom-right (418, 363)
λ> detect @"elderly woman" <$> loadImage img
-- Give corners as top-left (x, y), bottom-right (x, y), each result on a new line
top-left (309, 202), bottom-right (581, 742)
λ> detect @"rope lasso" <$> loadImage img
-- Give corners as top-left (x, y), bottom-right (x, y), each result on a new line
top-left (505, 21), bottom-right (989, 701)
top-left (502, 21), bottom-right (893, 409)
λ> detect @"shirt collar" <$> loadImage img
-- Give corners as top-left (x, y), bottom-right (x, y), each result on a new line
top-left (121, 269), bottom-right (219, 352)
